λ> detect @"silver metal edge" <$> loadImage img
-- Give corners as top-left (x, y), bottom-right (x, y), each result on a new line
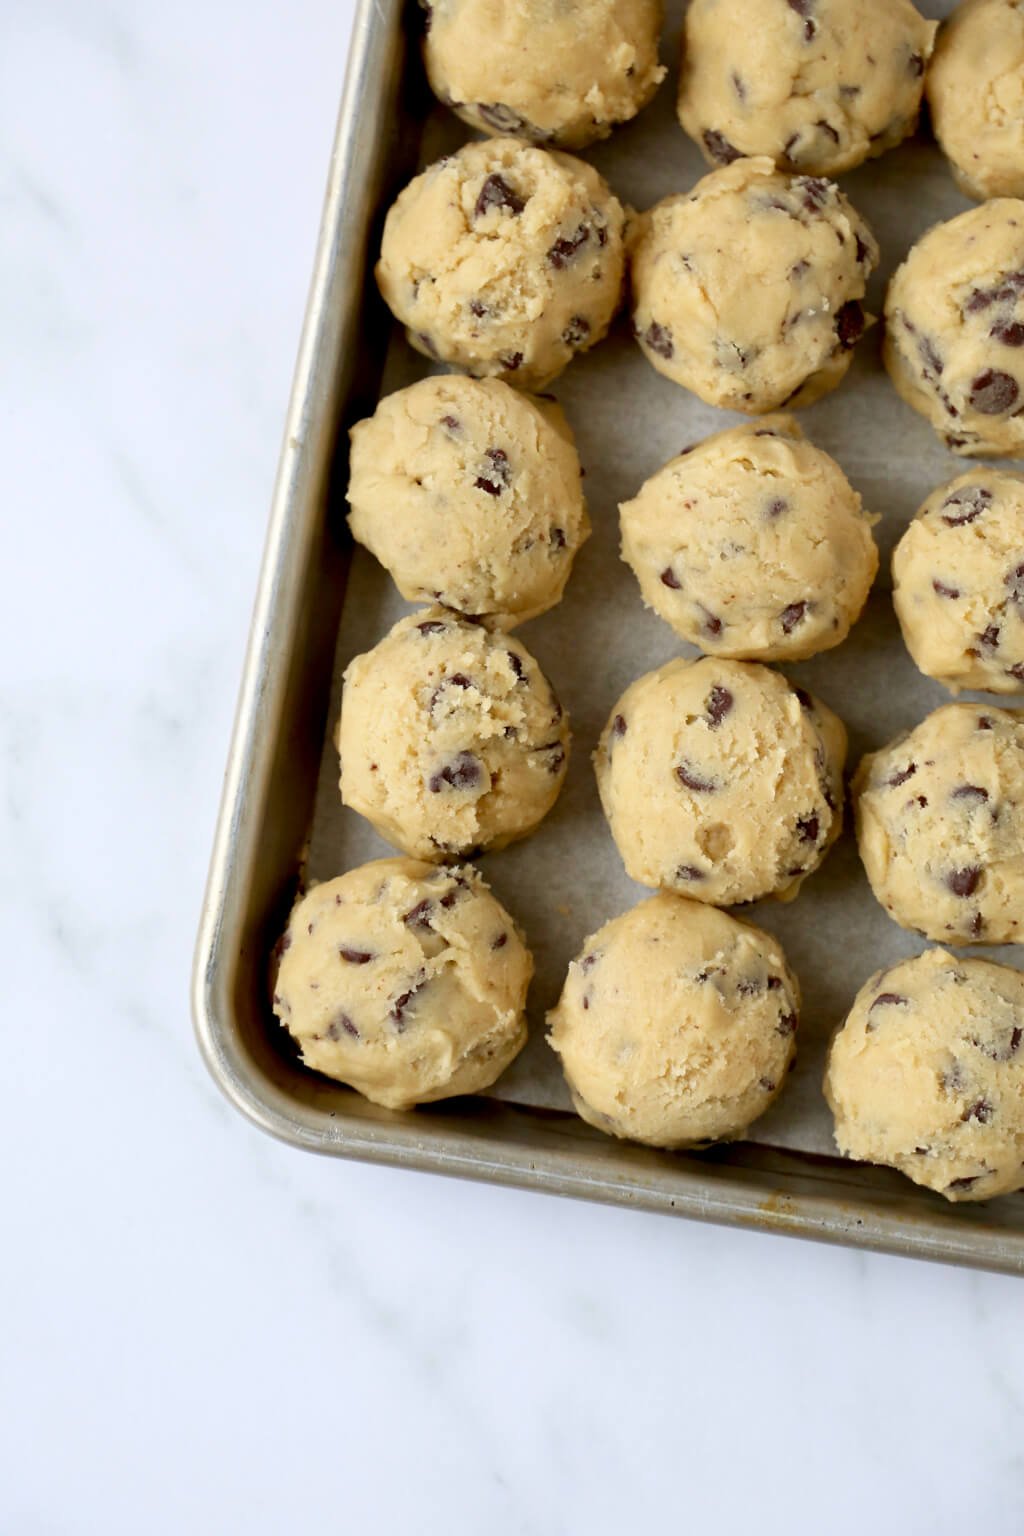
top-left (190, 0), bottom-right (1024, 1275)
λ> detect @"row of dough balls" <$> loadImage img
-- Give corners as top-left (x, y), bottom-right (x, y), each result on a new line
top-left (271, 860), bottom-right (1024, 1203)
top-left (377, 134), bottom-right (1024, 459)
top-left (331, 603), bottom-right (1024, 948)
top-left (421, 0), bottom-right (1022, 203)
top-left (348, 375), bottom-right (1024, 691)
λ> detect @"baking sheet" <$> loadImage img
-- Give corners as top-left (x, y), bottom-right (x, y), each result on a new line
top-left (304, 0), bottom-right (1023, 1180)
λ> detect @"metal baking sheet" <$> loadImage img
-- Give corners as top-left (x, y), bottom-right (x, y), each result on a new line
top-left (193, 0), bottom-right (1024, 1272)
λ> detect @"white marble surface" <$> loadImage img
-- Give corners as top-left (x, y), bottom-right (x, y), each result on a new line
top-left (4, 3), bottom-right (1024, 1530)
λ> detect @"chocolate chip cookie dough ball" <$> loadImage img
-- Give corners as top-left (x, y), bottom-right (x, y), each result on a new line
top-left (854, 704), bottom-right (1024, 948)
top-left (928, 0), bottom-right (1024, 202)
top-left (884, 201), bottom-right (1024, 458)
top-left (272, 859), bottom-right (532, 1109)
top-left (892, 470), bottom-right (1024, 694)
top-left (347, 376), bottom-right (589, 629)
top-left (619, 415), bottom-right (878, 661)
top-left (337, 608), bottom-right (569, 861)
top-left (629, 158), bottom-right (878, 412)
top-left (825, 947), bottom-right (1024, 1202)
top-left (595, 657), bottom-right (846, 904)
top-left (422, 0), bottom-right (666, 150)
top-left (548, 894), bottom-right (800, 1148)
top-left (376, 139), bottom-right (626, 391)
top-left (679, 0), bottom-right (934, 177)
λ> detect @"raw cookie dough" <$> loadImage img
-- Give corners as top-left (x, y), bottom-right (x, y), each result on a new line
top-left (595, 656), bottom-right (846, 904)
top-left (825, 947), bottom-right (1024, 1202)
top-left (337, 607), bottom-right (569, 861)
top-left (376, 138), bottom-right (626, 391)
top-left (884, 199), bottom-right (1024, 458)
top-left (422, 0), bottom-right (666, 150)
top-left (347, 375), bottom-right (589, 629)
top-left (928, 0), bottom-right (1024, 202)
top-left (854, 703), bottom-right (1024, 947)
top-left (629, 158), bottom-right (879, 412)
top-left (272, 858), bottom-right (531, 1109)
top-left (892, 469), bottom-right (1024, 694)
top-left (619, 414), bottom-right (879, 660)
top-left (678, 0), bottom-right (935, 177)
top-left (547, 893), bottom-right (800, 1148)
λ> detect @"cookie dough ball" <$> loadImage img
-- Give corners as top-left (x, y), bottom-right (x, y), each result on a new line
top-left (620, 414), bottom-right (878, 660)
top-left (422, 0), bottom-right (666, 150)
top-left (337, 608), bottom-right (569, 861)
top-left (272, 859), bottom-right (532, 1109)
top-left (884, 200), bottom-right (1024, 458)
top-left (347, 376), bottom-right (589, 629)
top-left (825, 947), bottom-right (1024, 1202)
top-left (678, 0), bottom-right (935, 177)
top-left (595, 657), bottom-right (846, 904)
top-left (630, 158), bottom-right (878, 412)
top-left (854, 704), bottom-right (1024, 948)
top-left (548, 894), bottom-right (800, 1148)
top-left (892, 469), bottom-right (1024, 694)
top-left (376, 139), bottom-right (626, 391)
top-left (928, 0), bottom-right (1024, 202)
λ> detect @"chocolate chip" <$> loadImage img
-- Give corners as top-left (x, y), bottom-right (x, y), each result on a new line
top-left (796, 813), bottom-right (819, 842)
top-left (767, 976), bottom-right (783, 991)
top-left (492, 932), bottom-right (508, 950)
top-left (476, 102), bottom-right (531, 135)
top-left (787, 0), bottom-right (815, 38)
top-left (327, 1013), bottom-right (359, 1040)
top-left (836, 300), bottom-right (865, 349)
top-left (548, 224), bottom-right (589, 269)
top-left (855, 232), bottom-right (871, 266)
top-left (702, 129), bottom-right (741, 164)
top-left (403, 899), bottom-right (434, 932)
top-left (339, 947), bottom-right (373, 964)
top-left (428, 752), bottom-right (484, 792)
top-left (887, 762), bottom-right (917, 788)
top-left (440, 414), bottom-right (460, 432)
top-left (468, 299), bottom-right (489, 318)
top-left (969, 369), bottom-right (1019, 414)
top-left (1006, 563), bottom-right (1024, 609)
top-left (797, 176), bottom-right (831, 212)
top-left (612, 714), bottom-right (627, 738)
top-left (963, 1099), bottom-right (993, 1124)
top-left (973, 1026), bottom-right (1022, 1062)
top-left (417, 619), bottom-right (448, 635)
top-left (475, 446), bottom-right (511, 496)
top-left (1008, 662), bottom-right (1024, 682)
top-left (946, 1174), bottom-right (983, 1192)
top-left (562, 314), bottom-right (590, 347)
top-left (979, 623), bottom-right (1001, 649)
top-left (871, 992), bottom-right (909, 1011)
top-left (952, 784), bottom-right (989, 803)
top-left (701, 608), bottom-right (723, 637)
top-left (705, 685), bottom-right (733, 728)
top-left (759, 1077), bottom-right (777, 1092)
top-left (676, 864), bottom-right (705, 881)
top-left (978, 715), bottom-right (994, 730)
top-left (659, 566), bottom-right (681, 589)
top-left (777, 1010), bottom-right (799, 1036)
top-left (676, 762), bottom-right (716, 793)
top-left (549, 527), bottom-right (567, 549)
top-left (641, 320), bottom-right (674, 359)
top-left (917, 334), bottom-right (943, 377)
top-left (500, 351), bottom-right (524, 372)
top-left (732, 71), bottom-right (746, 101)
top-left (389, 979), bottom-right (424, 1028)
top-left (506, 649), bottom-right (526, 682)
top-left (915, 795), bottom-right (928, 808)
top-left (932, 580), bottom-right (960, 599)
top-left (992, 320), bottom-right (1024, 347)
top-left (947, 865), bottom-right (982, 897)
top-left (474, 173), bottom-right (525, 220)
top-left (817, 119), bottom-right (839, 144)
top-left (780, 601), bottom-right (808, 633)
top-left (941, 486), bottom-right (991, 525)
top-left (580, 952), bottom-right (600, 973)
top-left (538, 742), bottom-right (566, 774)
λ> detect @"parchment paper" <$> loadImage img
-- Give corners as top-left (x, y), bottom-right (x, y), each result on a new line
top-left (306, 0), bottom-right (1022, 1161)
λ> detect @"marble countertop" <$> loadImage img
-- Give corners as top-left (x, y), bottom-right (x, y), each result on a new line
top-left (5, 2), bottom-right (1023, 1529)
